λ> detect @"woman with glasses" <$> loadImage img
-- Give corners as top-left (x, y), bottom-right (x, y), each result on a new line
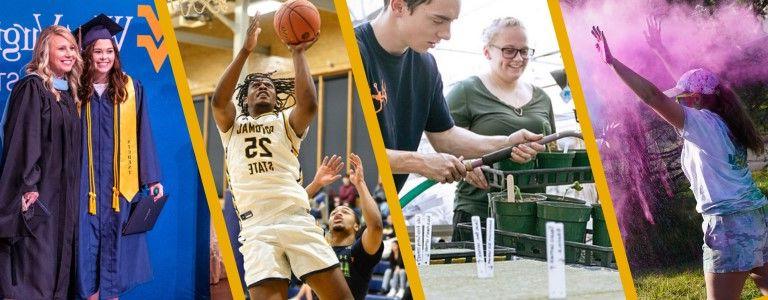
top-left (592, 25), bottom-right (767, 298)
top-left (447, 17), bottom-right (556, 241)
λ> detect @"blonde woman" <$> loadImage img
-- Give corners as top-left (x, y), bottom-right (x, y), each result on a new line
top-left (447, 17), bottom-right (555, 240)
top-left (0, 25), bottom-right (83, 299)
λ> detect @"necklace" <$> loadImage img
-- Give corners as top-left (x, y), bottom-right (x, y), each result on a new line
top-left (512, 107), bottom-right (523, 116)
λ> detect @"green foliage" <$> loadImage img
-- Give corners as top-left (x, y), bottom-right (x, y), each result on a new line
top-left (734, 83), bottom-right (768, 134)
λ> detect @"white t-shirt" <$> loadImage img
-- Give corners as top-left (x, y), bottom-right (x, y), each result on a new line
top-left (94, 83), bottom-right (107, 97)
top-left (220, 108), bottom-right (308, 223)
top-left (680, 106), bottom-right (766, 215)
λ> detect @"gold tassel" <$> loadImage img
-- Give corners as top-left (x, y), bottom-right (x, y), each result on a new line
top-left (88, 192), bottom-right (96, 215)
top-left (113, 101), bottom-right (120, 213)
top-left (112, 186), bottom-right (120, 213)
top-left (86, 101), bottom-right (97, 215)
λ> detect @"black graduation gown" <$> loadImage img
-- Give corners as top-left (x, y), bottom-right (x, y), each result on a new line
top-left (0, 75), bottom-right (82, 300)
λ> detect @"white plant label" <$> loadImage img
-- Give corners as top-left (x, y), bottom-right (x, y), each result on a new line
top-left (546, 222), bottom-right (566, 299)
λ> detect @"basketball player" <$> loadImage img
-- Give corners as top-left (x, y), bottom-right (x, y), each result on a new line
top-left (329, 153), bottom-right (384, 300)
top-left (211, 14), bottom-right (353, 300)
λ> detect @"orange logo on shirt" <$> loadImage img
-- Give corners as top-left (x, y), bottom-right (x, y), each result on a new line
top-left (371, 82), bottom-right (387, 113)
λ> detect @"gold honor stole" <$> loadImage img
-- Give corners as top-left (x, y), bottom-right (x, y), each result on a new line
top-left (86, 76), bottom-right (140, 215)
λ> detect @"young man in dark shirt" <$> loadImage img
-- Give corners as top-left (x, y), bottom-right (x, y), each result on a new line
top-left (329, 154), bottom-right (385, 299)
top-left (355, 0), bottom-right (546, 191)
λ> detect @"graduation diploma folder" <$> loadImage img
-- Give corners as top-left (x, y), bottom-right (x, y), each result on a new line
top-left (123, 194), bottom-right (168, 235)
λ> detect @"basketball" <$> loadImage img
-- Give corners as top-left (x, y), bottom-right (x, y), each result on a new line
top-left (273, 0), bottom-right (321, 45)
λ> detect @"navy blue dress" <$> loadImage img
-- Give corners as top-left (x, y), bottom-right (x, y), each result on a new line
top-left (76, 78), bottom-right (161, 299)
top-left (0, 75), bottom-right (82, 300)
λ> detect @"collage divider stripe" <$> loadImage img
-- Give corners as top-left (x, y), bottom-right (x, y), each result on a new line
top-left (547, 1), bottom-right (638, 298)
top-left (331, 0), bottom-right (426, 299)
top-left (153, 1), bottom-right (247, 298)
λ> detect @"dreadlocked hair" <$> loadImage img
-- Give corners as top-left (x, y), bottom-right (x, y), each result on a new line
top-left (235, 71), bottom-right (295, 116)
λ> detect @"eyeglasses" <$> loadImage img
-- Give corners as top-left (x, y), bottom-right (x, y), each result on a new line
top-left (489, 45), bottom-right (535, 59)
top-left (675, 93), bottom-right (701, 108)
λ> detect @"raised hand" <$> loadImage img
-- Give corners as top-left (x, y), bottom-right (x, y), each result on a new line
top-left (591, 26), bottom-right (614, 64)
top-left (643, 16), bottom-right (664, 52)
top-left (287, 36), bottom-right (318, 53)
top-left (348, 153), bottom-right (365, 187)
top-left (314, 155), bottom-right (344, 187)
top-left (243, 13), bottom-right (262, 52)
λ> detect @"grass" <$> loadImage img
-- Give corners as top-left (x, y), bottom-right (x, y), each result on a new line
top-left (635, 264), bottom-right (762, 299)
top-left (755, 169), bottom-right (768, 195)
top-left (632, 170), bottom-right (768, 299)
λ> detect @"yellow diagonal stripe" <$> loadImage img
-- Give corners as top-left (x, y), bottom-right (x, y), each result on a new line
top-left (547, 0), bottom-right (638, 298)
top-left (152, 1), bottom-right (246, 299)
top-left (331, 1), bottom-right (426, 299)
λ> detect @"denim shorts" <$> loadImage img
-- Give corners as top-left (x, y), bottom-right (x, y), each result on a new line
top-left (702, 205), bottom-right (768, 273)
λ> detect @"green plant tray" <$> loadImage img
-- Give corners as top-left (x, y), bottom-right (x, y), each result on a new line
top-left (455, 223), bottom-right (616, 268)
top-left (482, 166), bottom-right (595, 190)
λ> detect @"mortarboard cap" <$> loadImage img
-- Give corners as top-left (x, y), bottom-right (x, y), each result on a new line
top-left (72, 14), bottom-right (123, 49)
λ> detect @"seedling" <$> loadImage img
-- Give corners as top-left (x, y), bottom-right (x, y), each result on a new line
top-left (561, 181), bottom-right (583, 202)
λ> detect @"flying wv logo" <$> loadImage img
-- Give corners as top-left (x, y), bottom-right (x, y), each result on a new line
top-left (137, 5), bottom-right (167, 72)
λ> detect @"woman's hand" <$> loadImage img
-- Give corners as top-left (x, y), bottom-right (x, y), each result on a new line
top-left (591, 26), bottom-right (614, 64)
top-left (150, 182), bottom-right (164, 202)
top-left (643, 16), bottom-right (664, 53)
top-left (464, 167), bottom-right (489, 190)
top-left (21, 191), bottom-right (39, 212)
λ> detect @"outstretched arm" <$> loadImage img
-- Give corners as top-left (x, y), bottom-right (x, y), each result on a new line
top-left (287, 39), bottom-right (319, 137)
top-left (211, 14), bottom-right (262, 132)
top-left (592, 26), bottom-right (684, 129)
top-left (349, 153), bottom-right (383, 255)
top-left (305, 155), bottom-right (344, 198)
top-left (644, 16), bottom-right (680, 80)
top-left (426, 126), bottom-right (543, 159)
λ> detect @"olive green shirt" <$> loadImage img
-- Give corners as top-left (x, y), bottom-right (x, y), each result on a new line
top-left (447, 76), bottom-right (556, 218)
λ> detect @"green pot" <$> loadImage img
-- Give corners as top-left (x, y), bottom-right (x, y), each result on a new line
top-left (571, 150), bottom-right (593, 181)
top-left (539, 193), bottom-right (587, 205)
top-left (572, 149), bottom-right (590, 166)
top-left (536, 201), bottom-right (592, 262)
top-left (495, 159), bottom-right (536, 188)
top-left (592, 203), bottom-right (611, 247)
top-left (490, 192), bottom-right (547, 235)
top-left (536, 152), bottom-right (575, 183)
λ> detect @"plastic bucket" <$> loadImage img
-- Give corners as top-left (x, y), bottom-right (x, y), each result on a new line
top-left (491, 192), bottom-right (547, 235)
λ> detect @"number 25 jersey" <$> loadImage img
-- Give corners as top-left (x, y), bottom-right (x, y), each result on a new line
top-left (220, 108), bottom-right (308, 222)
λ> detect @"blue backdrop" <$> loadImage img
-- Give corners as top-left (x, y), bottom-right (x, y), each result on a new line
top-left (0, 1), bottom-right (210, 298)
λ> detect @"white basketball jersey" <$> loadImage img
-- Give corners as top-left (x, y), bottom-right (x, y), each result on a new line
top-left (220, 108), bottom-right (308, 222)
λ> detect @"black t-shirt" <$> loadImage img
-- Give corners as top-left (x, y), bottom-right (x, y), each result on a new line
top-left (355, 22), bottom-right (455, 191)
top-left (333, 238), bottom-right (384, 300)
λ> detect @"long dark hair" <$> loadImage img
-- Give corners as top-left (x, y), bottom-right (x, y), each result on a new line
top-left (706, 84), bottom-right (765, 155)
top-left (235, 71), bottom-right (295, 116)
top-left (79, 38), bottom-right (128, 104)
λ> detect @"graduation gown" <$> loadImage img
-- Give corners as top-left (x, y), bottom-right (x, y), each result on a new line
top-left (0, 75), bottom-right (82, 300)
top-left (76, 78), bottom-right (161, 299)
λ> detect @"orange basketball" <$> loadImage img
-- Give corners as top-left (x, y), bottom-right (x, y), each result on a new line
top-left (273, 0), bottom-right (321, 45)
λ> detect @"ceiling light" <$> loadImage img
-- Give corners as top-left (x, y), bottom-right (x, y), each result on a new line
top-left (248, 0), bottom-right (283, 16)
